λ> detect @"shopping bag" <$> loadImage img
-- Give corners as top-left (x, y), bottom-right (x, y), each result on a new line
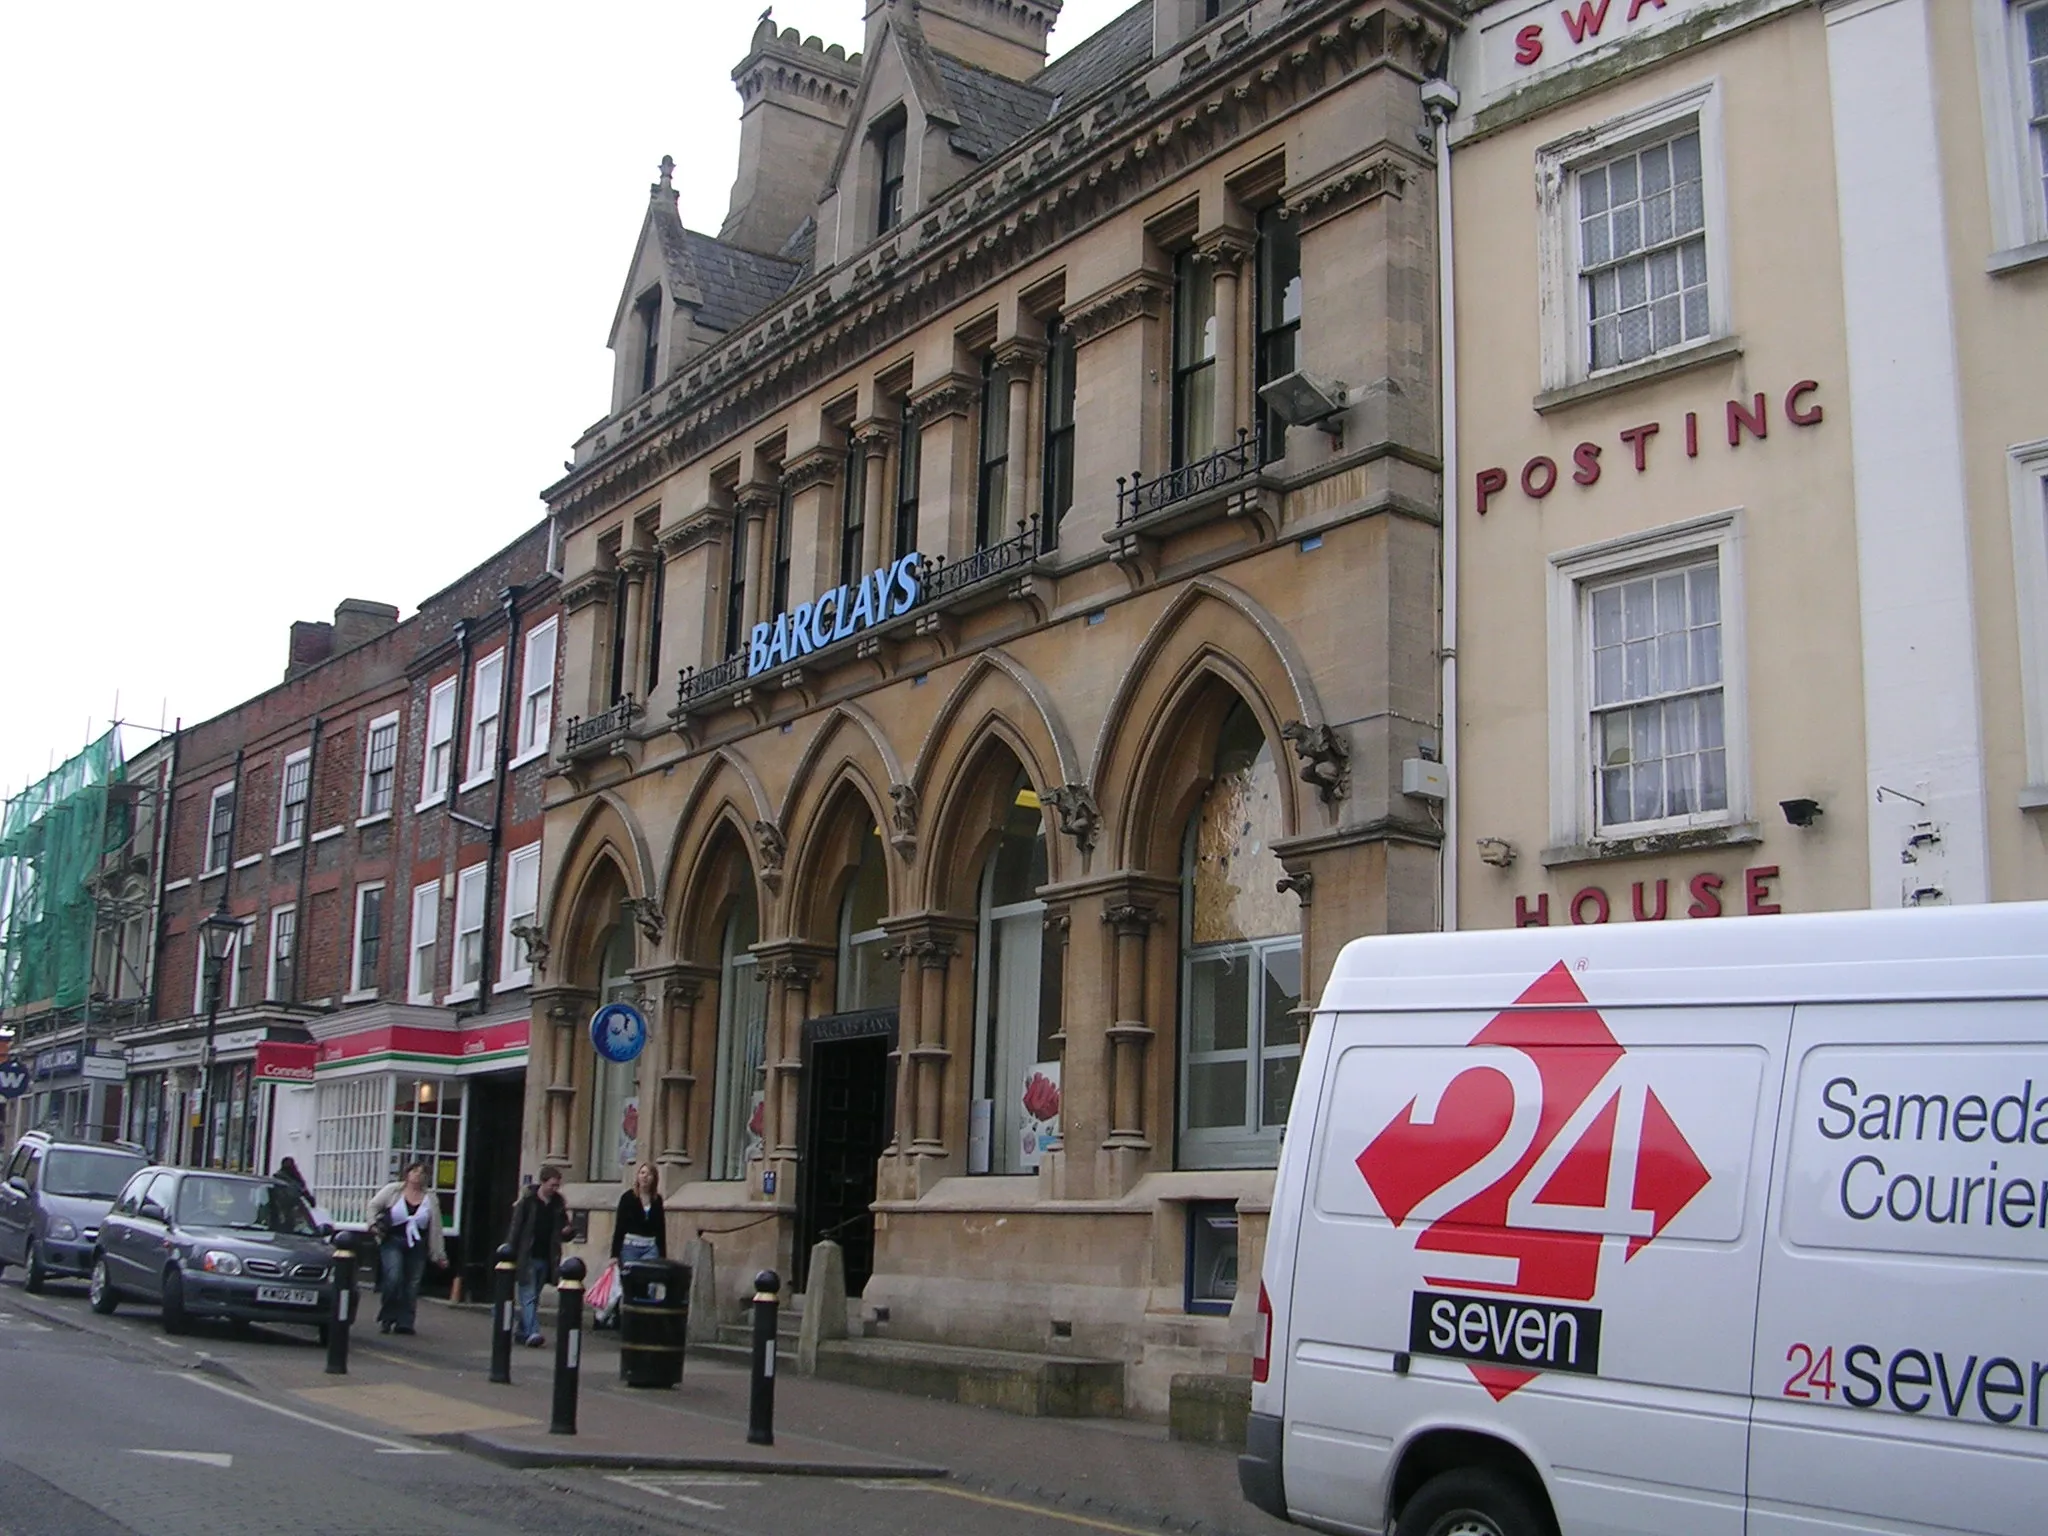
top-left (587, 1259), bottom-right (621, 1325)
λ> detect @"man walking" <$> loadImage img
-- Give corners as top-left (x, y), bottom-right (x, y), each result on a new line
top-left (507, 1165), bottom-right (572, 1347)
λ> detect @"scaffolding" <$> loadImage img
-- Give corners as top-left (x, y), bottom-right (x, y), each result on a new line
top-left (0, 731), bottom-right (127, 1016)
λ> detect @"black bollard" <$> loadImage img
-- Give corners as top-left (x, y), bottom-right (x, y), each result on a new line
top-left (549, 1256), bottom-right (586, 1436)
top-left (488, 1243), bottom-right (516, 1385)
top-left (325, 1234), bottom-right (357, 1376)
top-left (747, 1268), bottom-right (780, 1446)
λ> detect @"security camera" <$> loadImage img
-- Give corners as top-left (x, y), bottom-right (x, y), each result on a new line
top-left (1420, 78), bottom-right (1461, 118)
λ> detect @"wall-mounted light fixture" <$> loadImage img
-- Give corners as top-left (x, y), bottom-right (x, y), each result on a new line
top-left (1780, 797), bottom-right (1823, 828)
top-left (1476, 837), bottom-right (1516, 868)
top-left (1258, 369), bottom-right (1350, 439)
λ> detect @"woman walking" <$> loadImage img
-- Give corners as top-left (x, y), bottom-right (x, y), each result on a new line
top-left (369, 1161), bottom-right (446, 1336)
top-left (611, 1162), bottom-right (667, 1266)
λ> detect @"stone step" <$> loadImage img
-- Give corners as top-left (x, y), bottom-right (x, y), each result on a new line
top-left (1168, 1372), bottom-right (1252, 1446)
top-left (807, 1336), bottom-right (1124, 1419)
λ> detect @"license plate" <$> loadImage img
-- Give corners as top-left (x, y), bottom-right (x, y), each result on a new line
top-left (255, 1285), bottom-right (319, 1306)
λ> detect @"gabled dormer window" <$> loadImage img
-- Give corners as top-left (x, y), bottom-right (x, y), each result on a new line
top-left (875, 117), bottom-right (907, 236)
top-left (634, 287), bottom-right (662, 395)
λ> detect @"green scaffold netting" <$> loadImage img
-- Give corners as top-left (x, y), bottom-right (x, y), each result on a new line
top-left (0, 731), bottom-right (125, 1012)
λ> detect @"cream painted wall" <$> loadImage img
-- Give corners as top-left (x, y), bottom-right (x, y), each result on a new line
top-left (1931, 0), bottom-right (2048, 900)
top-left (1450, 9), bottom-right (1871, 930)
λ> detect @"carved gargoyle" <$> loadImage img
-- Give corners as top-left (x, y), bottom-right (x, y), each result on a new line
top-left (1042, 784), bottom-right (1100, 855)
top-left (1280, 720), bottom-right (1350, 806)
top-left (753, 818), bottom-right (787, 893)
top-left (507, 919), bottom-right (551, 977)
top-left (620, 896), bottom-right (664, 947)
top-left (887, 782), bottom-right (919, 854)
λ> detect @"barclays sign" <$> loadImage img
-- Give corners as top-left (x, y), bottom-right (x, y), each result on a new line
top-left (747, 554), bottom-right (923, 677)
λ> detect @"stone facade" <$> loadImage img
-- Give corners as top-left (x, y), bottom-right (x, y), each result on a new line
top-left (535, 0), bottom-right (1453, 1414)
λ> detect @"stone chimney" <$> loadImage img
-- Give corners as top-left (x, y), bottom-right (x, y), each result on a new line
top-left (721, 19), bottom-right (862, 258)
top-left (332, 599), bottom-right (400, 655)
top-left (869, 0), bottom-right (1061, 81)
top-left (285, 621), bottom-right (334, 680)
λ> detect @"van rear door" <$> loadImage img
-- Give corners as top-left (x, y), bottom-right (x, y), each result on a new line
top-left (1283, 964), bottom-right (1780, 1536)
top-left (1750, 1001), bottom-right (2048, 1536)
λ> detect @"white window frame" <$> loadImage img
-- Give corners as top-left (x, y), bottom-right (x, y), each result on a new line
top-left (359, 711), bottom-right (400, 823)
top-left (1546, 510), bottom-right (1749, 850)
top-left (2010, 439), bottom-right (2048, 802)
top-left (512, 619), bottom-right (557, 768)
top-left (273, 749), bottom-right (311, 851)
top-left (349, 882), bottom-right (385, 999)
top-left (266, 905), bottom-right (296, 1000)
top-left (500, 843), bottom-right (542, 987)
top-left (1535, 79), bottom-right (1732, 392)
top-left (408, 881), bottom-right (439, 1005)
top-left (418, 677), bottom-right (457, 809)
top-left (463, 649), bottom-right (505, 790)
top-left (202, 782), bottom-right (235, 876)
top-left (1977, 0), bottom-right (2048, 259)
top-left (193, 923), bottom-right (245, 1015)
top-left (449, 862), bottom-right (488, 1001)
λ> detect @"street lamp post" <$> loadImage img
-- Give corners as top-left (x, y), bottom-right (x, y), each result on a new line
top-left (195, 901), bottom-right (241, 1169)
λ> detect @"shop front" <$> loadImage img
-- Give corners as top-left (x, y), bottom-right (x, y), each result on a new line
top-left (122, 1018), bottom-right (316, 1170)
top-left (309, 1005), bottom-right (528, 1293)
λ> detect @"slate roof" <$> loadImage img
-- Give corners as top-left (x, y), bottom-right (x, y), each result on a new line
top-left (1033, 0), bottom-right (1154, 112)
top-left (679, 229), bottom-right (804, 334)
top-left (933, 53), bottom-right (1057, 160)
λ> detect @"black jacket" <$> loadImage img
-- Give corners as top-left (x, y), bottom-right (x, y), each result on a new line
top-left (507, 1187), bottom-right (570, 1278)
top-left (610, 1192), bottom-right (667, 1261)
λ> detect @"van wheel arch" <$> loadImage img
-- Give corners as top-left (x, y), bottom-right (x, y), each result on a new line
top-left (1389, 1429), bottom-right (1557, 1536)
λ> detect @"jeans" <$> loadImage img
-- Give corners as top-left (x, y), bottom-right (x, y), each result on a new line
top-left (377, 1237), bottom-right (427, 1330)
top-left (515, 1257), bottom-right (550, 1342)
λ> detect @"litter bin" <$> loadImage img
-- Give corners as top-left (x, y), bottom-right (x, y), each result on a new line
top-left (618, 1259), bottom-right (690, 1389)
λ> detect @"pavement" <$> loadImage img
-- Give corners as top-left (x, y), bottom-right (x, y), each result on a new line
top-left (0, 1270), bottom-right (1294, 1536)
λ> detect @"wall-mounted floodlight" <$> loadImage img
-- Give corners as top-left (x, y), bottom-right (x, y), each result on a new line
top-left (1258, 369), bottom-right (1350, 438)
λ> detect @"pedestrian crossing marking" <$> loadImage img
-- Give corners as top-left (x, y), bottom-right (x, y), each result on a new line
top-left (293, 1382), bottom-right (536, 1435)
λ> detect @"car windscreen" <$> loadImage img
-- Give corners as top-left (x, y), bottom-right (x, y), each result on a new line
top-left (41, 1149), bottom-right (148, 1201)
top-left (174, 1176), bottom-right (320, 1236)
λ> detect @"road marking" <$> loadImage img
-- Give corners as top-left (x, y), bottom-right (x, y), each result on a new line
top-left (166, 1372), bottom-right (449, 1455)
top-left (129, 1450), bottom-right (233, 1468)
top-left (294, 1382), bottom-right (535, 1435)
top-left (610, 1474), bottom-right (763, 1513)
top-left (0, 1312), bottom-right (52, 1333)
top-left (922, 1485), bottom-right (1165, 1535)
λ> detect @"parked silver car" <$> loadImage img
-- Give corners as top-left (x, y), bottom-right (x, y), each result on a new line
top-left (90, 1167), bottom-right (336, 1339)
top-left (0, 1133), bottom-right (149, 1292)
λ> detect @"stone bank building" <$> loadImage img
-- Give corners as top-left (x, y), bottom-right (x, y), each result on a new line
top-left (533, 0), bottom-right (1452, 1408)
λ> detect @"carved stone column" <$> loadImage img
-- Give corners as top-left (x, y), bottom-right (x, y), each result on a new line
top-left (853, 420), bottom-right (893, 571)
top-left (635, 964), bottom-right (715, 1174)
top-left (908, 934), bottom-right (955, 1153)
top-left (1103, 901), bottom-right (1158, 1149)
top-left (618, 545), bottom-right (655, 703)
top-left (734, 482), bottom-right (777, 633)
top-left (756, 943), bottom-right (827, 1199)
top-left (532, 986), bottom-right (594, 1168)
top-left (1198, 229), bottom-right (1254, 455)
top-left (993, 336), bottom-right (1045, 537)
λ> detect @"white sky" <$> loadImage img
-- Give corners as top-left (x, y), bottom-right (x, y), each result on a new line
top-left (0, 0), bottom-right (1131, 800)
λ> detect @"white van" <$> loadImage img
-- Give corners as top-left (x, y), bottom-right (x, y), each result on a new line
top-left (1241, 903), bottom-right (2048, 1536)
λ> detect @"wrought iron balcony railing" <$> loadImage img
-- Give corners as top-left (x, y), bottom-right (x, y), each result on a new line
top-left (921, 517), bottom-right (1040, 604)
top-left (677, 653), bottom-right (749, 709)
top-left (563, 696), bottom-right (640, 752)
top-left (1115, 430), bottom-right (1254, 526)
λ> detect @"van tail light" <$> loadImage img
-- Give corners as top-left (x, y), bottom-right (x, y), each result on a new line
top-left (1252, 1280), bottom-right (1273, 1384)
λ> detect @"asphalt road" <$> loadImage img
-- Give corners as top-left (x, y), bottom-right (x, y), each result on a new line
top-left (0, 1273), bottom-right (1255, 1536)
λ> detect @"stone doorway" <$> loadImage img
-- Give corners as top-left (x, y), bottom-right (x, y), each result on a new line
top-left (795, 1009), bottom-right (894, 1296)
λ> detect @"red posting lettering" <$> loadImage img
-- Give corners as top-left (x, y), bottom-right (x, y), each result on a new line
top-left (1745, 864), bottom-right (1781, 915)
top-left (1514, 23), bottom-right (1544, 64)
top-left (1571, 886), bottom-right (1611, 925)
top-left (1559, 0), bottom-right (1613, 45)
top-left (1619, 421), bottom-right (1659, 472)
top-left (1515, 894), bottom-right (1551, 927)
top-left (1572, 442), bottom-right (1602, 486)
top-left (1687, 872), bottom-right (1723, 918)
top-left (1786, 380), bottom-right (1823, 426)
top-left (1727, 393), bottom-right (1768, 446)
top-left (1476, 467), bottom-right (1509, 515)
top-left (1626, 0), bottom-right (1667, 17)
top-left (1521, 456), bottom-right (1558, 499)
top-left (1684, 411), bottom-right (1699, 458)
top-left (1631, 879), bottom-right (1669, 921)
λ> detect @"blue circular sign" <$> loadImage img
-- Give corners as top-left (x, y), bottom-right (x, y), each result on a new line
top-left (590, 1002), bottom-right (649, 1065)
top-left (0, 1062), bottom-right (28, 1100)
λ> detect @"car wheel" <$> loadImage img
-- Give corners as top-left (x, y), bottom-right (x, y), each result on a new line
top-left (23, 1240), bottom-right (47, 1294)
top-left (89, 1256), bottom-right (120, 1315)
top-left (160, 1268), bottom-right (190, 1335)
top-left (1397, 1469), bottom-right (1553, 1536)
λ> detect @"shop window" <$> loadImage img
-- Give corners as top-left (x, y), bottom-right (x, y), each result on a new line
top-left (315, 1074), bottom-right (398, 1226)
top-left (1040, 318), bottom-right (1076, 550)
top-left (420, 677), bottom-right (457, 807)
top-left (711, 890), bottom-right (767, 1181)
top-left (1546, 512), bottom-right (1747, 847)
top-left (970, 773), bottom-right (1060, 1175)
top-left (836, 825), bottom-right (896, 1012)
top-left (587, 923), bottom-right (640, 1183)
top-left (1254, 205), bottom-right (1302, 464)
top-left (392, 1079), bottom-right (465, 1231)
top-left (1185, 1200), bottom-right (1238, 1315)
top-left (975, 354), bottom-right (1011, 549)
top-left (1535, 82), bottom-right (1727, 392)
top-left (1172, 249), bottom-right (1218, 467)
top-left (1178, 700), bottom-right (1301, 1170)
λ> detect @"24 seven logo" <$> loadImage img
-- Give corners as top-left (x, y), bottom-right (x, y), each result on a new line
top-left (1357, 962), bottom-right (1712, 1400)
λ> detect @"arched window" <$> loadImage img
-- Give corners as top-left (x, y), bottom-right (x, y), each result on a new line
top-left (1178, 700), bottom-right (1301, 1169)
top-left (587, 922), bottom-right (639, 1183)
top-left (836, 824), bottom-right (895, 1012)
top-left (710, 889), bottom-right (765, 1181)
top-left (970, 771), bottom-right (1061, 1174)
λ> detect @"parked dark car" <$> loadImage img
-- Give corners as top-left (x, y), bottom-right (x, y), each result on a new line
top-left (90, 1167), bottom-right (336, 1339)
top-left (0, 1133), bottom-right (149, 1292)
